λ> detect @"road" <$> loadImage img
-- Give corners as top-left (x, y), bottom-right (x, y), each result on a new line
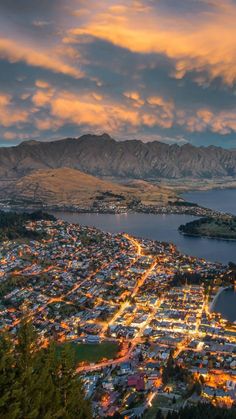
top-left (77, 235), bottom-right (160, 373)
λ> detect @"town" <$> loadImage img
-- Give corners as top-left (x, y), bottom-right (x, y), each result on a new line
top-left (0, 197), bottom-right (228, 218)
top-left (0, 218), bottom-right (235, 417)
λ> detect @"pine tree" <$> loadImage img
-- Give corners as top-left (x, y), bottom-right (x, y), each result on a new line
top-left (33, 344), bottom-right (62, 418)
top-left (0, 321), bottom-right (92, 419)
top-left (0, 332), bottom-right (21, 419)
top-left (55, 343), bottom-right (92, 418)
top-left (155, 409), bottom-right (164, 418)
top-left (14, 321), bottom-right (40, 418)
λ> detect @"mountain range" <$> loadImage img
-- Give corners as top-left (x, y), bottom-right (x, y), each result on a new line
top-left (1, 133), bottom-right (236, 181)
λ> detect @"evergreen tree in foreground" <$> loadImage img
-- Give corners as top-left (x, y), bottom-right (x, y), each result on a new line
top-left (0, 321), bottom-right (92, 419)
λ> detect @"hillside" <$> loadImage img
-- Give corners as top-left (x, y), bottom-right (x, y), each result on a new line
top-left (0, 134), bottom-right (236, 181)
top-left (179, 216), bottom-right (236, 240)
top-left (0, 167), bottom-right (176, 209)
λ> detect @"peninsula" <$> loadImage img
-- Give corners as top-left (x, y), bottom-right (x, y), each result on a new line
top-left (179, 216), bottom-right (236, 241)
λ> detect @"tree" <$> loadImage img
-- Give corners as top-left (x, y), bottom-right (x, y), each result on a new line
top-left (111, 412), bottom-right (123, 419)
top-left (139, 352), bottom-right (144, 362)
top-left (162, 351), bottom-right (175, 385)
top-left (0, 331), bottom-right (21, 419)
top-left (54, 343), bottom-right (91, 418)
top-left (155, 409), bottom-right (164, 418)
top-left (177, 403), bottom-right (236, 419)
top-left (0, 210), bottom-right (55, 242)
top-left (0, 321), bottom-right (92, 419)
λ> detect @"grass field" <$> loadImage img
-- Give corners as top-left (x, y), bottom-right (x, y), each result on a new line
top-left (59, 341), bottom-right (120, 364)
top-left (144, 395), bottom-right (180, 419)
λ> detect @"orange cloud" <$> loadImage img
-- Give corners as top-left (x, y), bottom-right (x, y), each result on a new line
top-left (68, 0), bottom-right (236, 85)
top-left (123, 91), bottom-right (144, 107)
top-left (35, 80), bottom-right (51, 89)
top-left (50, 92), bottom-right (139, 130)
top-left (177, 107), bottom-right (236, 135)
top-left (35, 118), bottom-right (61, 131)
top-left (0, 38), bottom-right (83, 79)
top-left (28, 84), bottom-right (236, 136)
top-left (30, 86), bottom-right (176, 132)
top-left (22, 95), bottom-right (236, 136)
top-left (123, 91), bottom-right (140, 101)
top-left (3, 131), bottom-right (18, 140)
top-left (2, 130), bottom-right (39, 142)
top-left (21, 93), bottom-right (31, 101)
top-left (32, 89), bottom-right (54, 107)
top-left (0, 93), bottom-right (29, 127)
top-left (147, 96), bottom-right (169, 107)
top-left (92, 92), bottom-right (103, 101)
top-left (146, 96), bottom-right (175, 123)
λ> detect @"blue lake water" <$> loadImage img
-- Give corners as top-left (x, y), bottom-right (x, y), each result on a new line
top-left (213, 288), bottom-right (236, 322)
top-left (182, 188), bottom-right (236, 215)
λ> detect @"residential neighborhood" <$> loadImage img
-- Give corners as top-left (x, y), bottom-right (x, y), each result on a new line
top-left (0, 218), bottom-right (235, 417)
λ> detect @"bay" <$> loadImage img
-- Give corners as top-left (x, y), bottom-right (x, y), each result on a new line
top-left (182, 188), bottom-right (236, 215)
top-left (213, 288), bottom-right (236, 322)
top-left (52, 211), bottom-right (236, 264)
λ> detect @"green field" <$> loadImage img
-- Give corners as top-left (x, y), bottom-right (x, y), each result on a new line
top-left (144, 395), bottom-right (181, 419)
top-left (59, 341), bottom-right (120, 364)
top-left (144, 395), bottom-right (171, 419)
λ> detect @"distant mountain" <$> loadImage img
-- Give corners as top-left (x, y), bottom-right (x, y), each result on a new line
top-left (1, 133), bottom-right (236, 180)
top-left (0, 167), bottom-right (176, 208)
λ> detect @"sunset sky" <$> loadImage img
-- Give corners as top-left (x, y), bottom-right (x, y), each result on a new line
top-left (1, 0), bottom-right (236, 147)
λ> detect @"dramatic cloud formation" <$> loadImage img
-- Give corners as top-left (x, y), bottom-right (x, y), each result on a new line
top-left (0, 0), bottom-right (236, 147)
top-left (70, 0), bottom-right (236, 85)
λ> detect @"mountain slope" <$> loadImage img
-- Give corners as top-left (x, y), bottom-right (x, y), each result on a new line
top-left (1, 167), bottom-right (176, 207)
top-left (1, 133), bottom-right (236, 180)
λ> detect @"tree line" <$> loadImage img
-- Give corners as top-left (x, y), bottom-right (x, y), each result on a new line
top-left (155, 403), bottom-right (236, 418)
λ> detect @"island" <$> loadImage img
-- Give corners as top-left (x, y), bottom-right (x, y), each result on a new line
top-left (179, 215), bottom-right (236, 240)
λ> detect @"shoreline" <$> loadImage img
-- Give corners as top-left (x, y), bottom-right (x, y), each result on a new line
top-left (0, 203), bottom-right (224, 218)
top-left (160, 180), bottom-right (236, 193)
top-left (209, 286), bottom-right (234, 315)
top-left (180, 184), bottom-right (236, 193)
top-left (210, 287), bottom-right (225, 312)
top-left (3, 205), bottom-right (236, 244)
top-left (179, 231), bottom-right (236, 242)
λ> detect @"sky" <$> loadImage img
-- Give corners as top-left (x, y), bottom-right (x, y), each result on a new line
top-left (1, 0), bottom-right (236, 148)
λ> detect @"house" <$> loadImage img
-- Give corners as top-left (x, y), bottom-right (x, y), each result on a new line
top-left (120, 362), bottom-right (132, 374)
top-left (127, 374), bottom-right (145, 391)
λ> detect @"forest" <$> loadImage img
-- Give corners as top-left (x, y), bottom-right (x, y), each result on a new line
top-left (0, 210), bottom-right (55, 241)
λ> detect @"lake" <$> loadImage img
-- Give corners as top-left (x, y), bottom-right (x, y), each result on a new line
top-left (182, 188), bottom-right (236, 215)
top-left (213, 288), bottom-right (236, 322)
top-left (53, 189), bottom-right (236, 264)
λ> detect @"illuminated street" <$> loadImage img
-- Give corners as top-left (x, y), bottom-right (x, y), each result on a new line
top-left (0, 218), bottom-right (235, 416)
